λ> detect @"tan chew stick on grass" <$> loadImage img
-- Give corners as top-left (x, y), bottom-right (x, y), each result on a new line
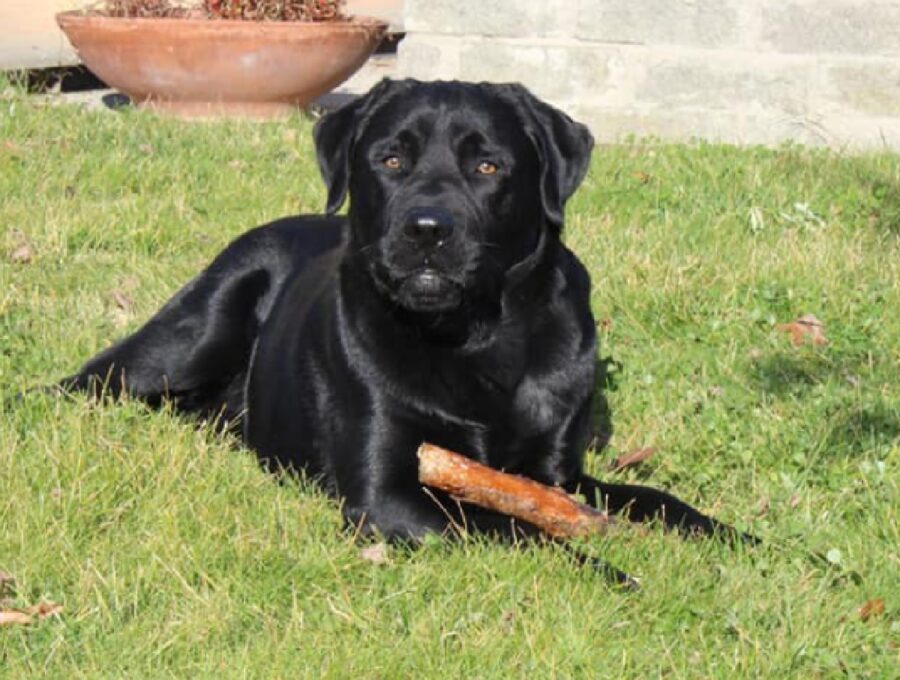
top-left (417, 442), bottom-right (612, 538)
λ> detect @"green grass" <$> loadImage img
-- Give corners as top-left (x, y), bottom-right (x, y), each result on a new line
top-left (2, 83), bottom-right (898, 678)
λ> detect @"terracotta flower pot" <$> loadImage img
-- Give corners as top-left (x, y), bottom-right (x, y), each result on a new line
top-left (56, 11), bottom-right (388, 118)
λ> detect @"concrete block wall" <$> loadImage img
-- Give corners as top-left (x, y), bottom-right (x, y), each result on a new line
top-left (0, 1), bottom-right (79, 70)
top-left (398, 0), bottom-right (900, 148)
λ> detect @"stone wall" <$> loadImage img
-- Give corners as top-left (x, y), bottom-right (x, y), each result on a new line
top-left (398, 0), bottom-right (900, 148)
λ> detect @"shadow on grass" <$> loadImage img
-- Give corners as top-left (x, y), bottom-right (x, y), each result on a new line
top-left (824, 403), bottom-right (900, 457)
top-left (752, 351), bottom-right (900, 456)
top-left (589, 355), bottom-right (619, 452)
top-left (751, 353), bottom-right (829, 395)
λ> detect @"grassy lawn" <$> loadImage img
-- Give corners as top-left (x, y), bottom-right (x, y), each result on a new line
top-left (1, 81), bottom-right (898, 678)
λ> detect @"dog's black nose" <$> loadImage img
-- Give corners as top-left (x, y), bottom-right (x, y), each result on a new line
top-left (403, 207), bottom-right (454, 247)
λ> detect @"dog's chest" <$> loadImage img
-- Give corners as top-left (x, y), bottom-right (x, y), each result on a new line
top-left (397, 344), bottom-right (568, 440)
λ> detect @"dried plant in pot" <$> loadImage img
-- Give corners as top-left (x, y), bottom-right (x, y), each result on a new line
top-left (56, 0), bottom-right (388, 118)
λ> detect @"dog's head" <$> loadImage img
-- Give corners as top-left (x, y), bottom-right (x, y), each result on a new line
top-left (314, 79), bottom-right (593, 315)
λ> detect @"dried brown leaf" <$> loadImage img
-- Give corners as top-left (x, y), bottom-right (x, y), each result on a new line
top-left (857, 598), bottom-right (885, 622)
top-left (10, 243), bottom-right (33, 264)
top-left (0, 610), bottom-right (33, 626)
top-left (204, 0), bottom-right (345, 21)
top-left (609, 447), bottom-right (657, 472)
top-left (94, 0), bottom-right (345, 21)
top-left (111, 289), bottom-right (135, 311)
top-left (360, 542), bottom-right (390, 565)
top-left (26, 602), bottom-right (64, 619)
top-left (756, 496), bottom-right (771, 516)
top-left (0, 601), bottom-right (63, 626)
top-left (776, 314), bottom-right (828, 346)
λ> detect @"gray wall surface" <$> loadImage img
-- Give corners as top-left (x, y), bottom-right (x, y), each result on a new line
top-left (398, 0), bottom-right (900, 148)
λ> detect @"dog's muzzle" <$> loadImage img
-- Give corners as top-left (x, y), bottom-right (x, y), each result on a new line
top-left (372, 206), bottom-right (466, 313)
top-left (396, 268), bottom-right (463, 312)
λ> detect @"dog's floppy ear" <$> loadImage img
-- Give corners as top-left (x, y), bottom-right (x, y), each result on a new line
top-left (500, 84), bottom-right (594, 228)
top-left (314, 78), bottom-right (410, 214)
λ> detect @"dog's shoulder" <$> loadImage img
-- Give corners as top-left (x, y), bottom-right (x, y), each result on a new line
top-left (555, 243), bottom-right (591, 298)
top-left (195, 213), bottom-right (347, 304)
top-left (552, 244), bottom-right (595, 335)
top-left (223, 214), bottom-right (347, 262)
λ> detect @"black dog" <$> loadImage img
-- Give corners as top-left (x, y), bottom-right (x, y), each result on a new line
top-left (62, 79), bottom-right (746, 563)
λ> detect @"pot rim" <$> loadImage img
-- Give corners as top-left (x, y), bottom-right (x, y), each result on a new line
top-left (56, 9), bottom-right (388, 32)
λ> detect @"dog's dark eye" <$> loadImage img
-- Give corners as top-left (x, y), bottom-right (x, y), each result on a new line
top-left (383, 155), bottom-right (402, 170)
top-left (476, 161), bottom-right (499, 175)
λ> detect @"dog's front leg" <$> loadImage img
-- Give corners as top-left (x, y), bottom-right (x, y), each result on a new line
top-left (570, 474), bottom-right (758, 545)
top-left (343, 490), bottom-right (455, 543)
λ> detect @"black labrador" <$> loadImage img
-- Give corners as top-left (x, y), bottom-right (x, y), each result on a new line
top-left (61, 79), bottom-right (748, 571)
